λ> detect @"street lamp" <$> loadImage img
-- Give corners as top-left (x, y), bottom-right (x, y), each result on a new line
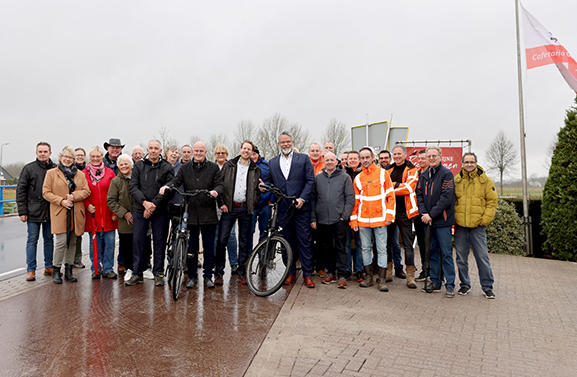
top-left (0, 143), bottom-right (9, 167)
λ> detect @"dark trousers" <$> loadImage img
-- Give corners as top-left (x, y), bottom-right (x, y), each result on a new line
top-left (216, 205), bottom-right (251, 277)
top-left (311, 228), bottom-right (325, 272)
top-left (133, 211), bottom-right (169, 277)
top-left (317, 220), bottom-right (348, 279)
top-left (386, 212), bottom-right (415, 266)
top-left (118, 233), bottom-right (133, 271)
top-left (186, 224), bottom-right (217, 279)
top-left (414, 216), bottom-right (426, 270)
top-left (280, 209), bottom-right (313, 278)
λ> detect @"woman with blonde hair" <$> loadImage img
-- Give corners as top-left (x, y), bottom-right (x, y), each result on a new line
top-left (42, 146), bottom-right (91, 284)
top-left (213, 143), bottom-right (239, 278)
top-left (83, 145), bottom-right (118, 279)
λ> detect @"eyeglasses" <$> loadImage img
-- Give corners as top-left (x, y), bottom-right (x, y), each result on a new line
top-left (463, 161), bottom-right (477, 165)
top-left (428, 155), bottom-right (440, 159)
top-left (62, 155), bottom-right (75, 160)
top-left (215, 152), bottom-right (227, 155)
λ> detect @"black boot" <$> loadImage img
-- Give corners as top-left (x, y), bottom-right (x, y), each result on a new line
top-left (53, 266), bottom-right (62, 284)
top-left (64, 264), bottom-right (77, 282)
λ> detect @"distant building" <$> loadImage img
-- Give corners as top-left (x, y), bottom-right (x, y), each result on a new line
top-left (0, 166), bottom-right (14, 185)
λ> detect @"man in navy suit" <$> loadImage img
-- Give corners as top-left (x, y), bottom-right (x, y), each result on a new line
top-left (265, 131), bottom-right (316, 288)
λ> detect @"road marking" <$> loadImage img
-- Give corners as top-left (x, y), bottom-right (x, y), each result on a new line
top-left (0, 267), bottom-right (25, 277)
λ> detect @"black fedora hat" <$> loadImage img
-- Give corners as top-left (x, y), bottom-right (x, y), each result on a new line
top-left (103, 138), bottom-right (125, 149)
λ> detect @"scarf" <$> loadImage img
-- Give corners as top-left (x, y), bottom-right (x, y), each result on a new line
top-left (87, 162), bottom-right (105, 185)
top-left (58, 163), bottom-right (78, 193)
top-left (58, 163), bottom-right (77, 247)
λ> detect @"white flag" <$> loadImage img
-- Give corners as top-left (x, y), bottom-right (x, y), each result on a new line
top-left (522, 5), bottom-right (577, 92)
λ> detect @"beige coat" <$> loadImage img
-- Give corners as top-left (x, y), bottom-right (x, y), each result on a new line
top-left (42, 167), bottom-right (91, 235)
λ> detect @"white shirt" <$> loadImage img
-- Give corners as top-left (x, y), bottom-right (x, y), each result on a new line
top-left (233, 159), bottom-right (249, 202)
top-left (280, 151), bottom-right (293, 180)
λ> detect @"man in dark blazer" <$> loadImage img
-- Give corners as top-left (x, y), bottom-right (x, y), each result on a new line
top-left (265, 131), bottom-right (316, 288)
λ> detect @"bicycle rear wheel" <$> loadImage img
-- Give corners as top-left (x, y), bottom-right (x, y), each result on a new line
top-left (171, 236), bottom-right (187, 301)
top-left (247, 235), bottom-right (293, 297)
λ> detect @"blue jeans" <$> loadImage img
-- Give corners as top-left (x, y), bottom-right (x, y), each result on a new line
top-left (358, 226), bottom-right (388, 268)
top-left (89, 230), bottom-right (115, 274)
top-left (346, 226), bottom-right (363, 274)
top-left (427, 226), bottom-right (455, 290)
top-left (455, 225), bottom-right (494, 291)
top-left (214, 222), bottom-right (238, 267)
top-left (26, 221), bottom-right (53, 271)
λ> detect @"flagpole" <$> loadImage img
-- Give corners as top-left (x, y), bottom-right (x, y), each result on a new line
top-left (515, 0), bottom-right (533, 256)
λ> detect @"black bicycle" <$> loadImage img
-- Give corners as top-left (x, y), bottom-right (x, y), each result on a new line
top-left (246, 184), bottom-right (296, 297)
top-left (165, 189), bottom-right (211, 301)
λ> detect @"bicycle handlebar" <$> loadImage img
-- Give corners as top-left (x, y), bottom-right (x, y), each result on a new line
top-left (259, 184), bottom-right (297, 203)
top-left (171, 188), bottom-right (214, 198)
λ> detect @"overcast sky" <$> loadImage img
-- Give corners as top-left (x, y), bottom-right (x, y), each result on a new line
top-left (1, 0), bottom-right (576, 177)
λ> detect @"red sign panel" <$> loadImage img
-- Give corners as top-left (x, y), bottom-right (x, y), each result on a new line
top-left (406, 147), bottom-right (463, 176)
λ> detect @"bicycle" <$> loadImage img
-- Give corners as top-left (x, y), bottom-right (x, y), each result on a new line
top-left (165, 188), bottom-right (211, 301)
top-left (246, 184), bottom-right (296, 297)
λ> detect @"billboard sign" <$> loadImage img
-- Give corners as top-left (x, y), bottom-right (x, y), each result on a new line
top-left (406, 146), bottom-right (463, 176)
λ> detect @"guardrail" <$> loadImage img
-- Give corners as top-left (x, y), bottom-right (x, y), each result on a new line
top-left (0, 185), bottom-right (17, 216)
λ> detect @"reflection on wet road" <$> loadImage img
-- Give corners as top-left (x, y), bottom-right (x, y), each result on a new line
top-left (0, 270), bottom-right (291, 376)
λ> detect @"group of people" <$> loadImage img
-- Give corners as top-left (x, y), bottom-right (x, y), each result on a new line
top-left (17, 132), bottom-right (498, 299)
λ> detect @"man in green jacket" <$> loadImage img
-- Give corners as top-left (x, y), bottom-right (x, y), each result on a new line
top-left (454, 152), bottom-right (498, 299)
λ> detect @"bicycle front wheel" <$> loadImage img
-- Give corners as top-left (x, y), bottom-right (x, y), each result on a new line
top-left (247, 235), bottom-right (293, 297)
top-left (171, 236), bottom-right (187, 301)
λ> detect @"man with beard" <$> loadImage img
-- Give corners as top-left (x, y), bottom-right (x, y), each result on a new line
top-left (264, 131), bottom-right (316, 288)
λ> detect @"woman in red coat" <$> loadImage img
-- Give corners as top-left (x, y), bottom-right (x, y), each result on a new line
top-left (84, 146), bottom-right (118, 279)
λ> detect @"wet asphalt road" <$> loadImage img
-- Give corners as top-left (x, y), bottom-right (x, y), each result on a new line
top-left (0, 216), bottom-right (90, 280)
top-left (0, 268), bottom-right (292, 377)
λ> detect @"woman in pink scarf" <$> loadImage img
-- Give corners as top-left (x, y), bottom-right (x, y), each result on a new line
top-left (83, 146), bottom-right (118, 279)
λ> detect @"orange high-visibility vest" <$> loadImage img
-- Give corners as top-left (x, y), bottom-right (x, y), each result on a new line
top-left (386, 161), bottom-right (420, 219)
top-left (349, 162), bottom-right (396, 228)
top-left (311, 157), bottom-right (325, 176)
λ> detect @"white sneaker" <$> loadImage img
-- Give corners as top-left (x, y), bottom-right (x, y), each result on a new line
top-left (124, 269), bottom-right (133, 281)
top-left (143, 269), bottom-right (154, 280)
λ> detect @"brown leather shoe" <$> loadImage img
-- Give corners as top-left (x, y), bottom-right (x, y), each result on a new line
top-left (26, 271), bottom-right (36, 281)
top-left (321, 274), bottom-right (336, 284)
top-left (337, 277), bottom-right (347, 289)
top-left (44, 267), bottom-right (53, 276)
top-left (284, 274), bottom-right (297, 285)
top-left (117, 265), bottom-right (126, 274)
top-left (303, 276), bottom-right (315, 288)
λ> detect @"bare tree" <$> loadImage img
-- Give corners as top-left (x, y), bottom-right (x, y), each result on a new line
top-left (486, 130), bottom-right (519, 195)
top-left (256, 113), bottom-right (312, 159)
top-left (188, 134), bottom-right (201, 147)
top-left (155, 126), bottom-right (179, 152)
top-left (321, 118), bottom-right (350, 155)
top-left (232, 119), bottom-right (257, 152)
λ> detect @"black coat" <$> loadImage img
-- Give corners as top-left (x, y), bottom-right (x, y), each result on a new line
top-left (16, 158), bottom-right (57, 222)
top-left (217, 156), bottom-right (261, 215)
top-left (168, 159), bottom-right (224, 225)
top-left (130, 156), bottom-right (174, 214)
